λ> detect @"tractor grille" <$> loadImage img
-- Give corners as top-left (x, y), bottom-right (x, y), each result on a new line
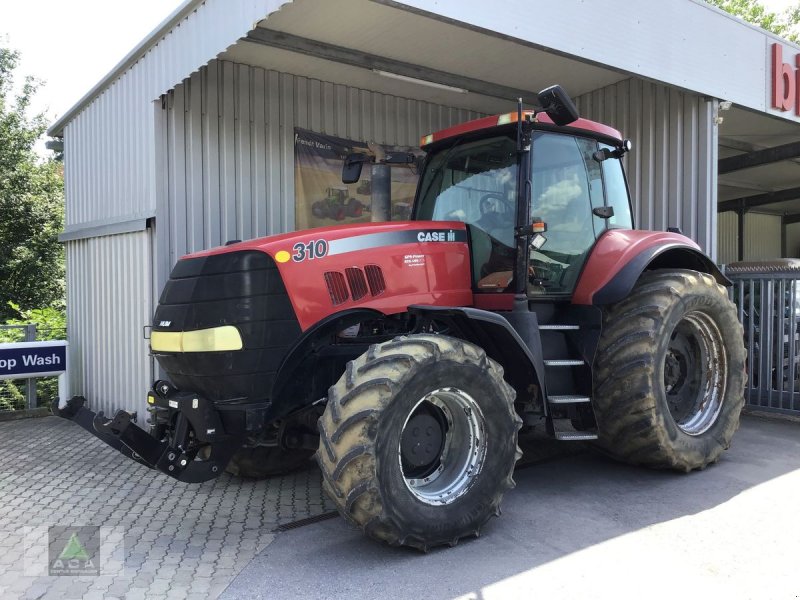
top-left (324, 271), bottom-right (349, 305)
top-left (324, 265), bottom-right (386, 306)
top-left (345, 268), bottom-right (369, 301)
top-left (365, 264), bottom-right (386, 296)
top-left (152, 250), bottom-right (301, 402)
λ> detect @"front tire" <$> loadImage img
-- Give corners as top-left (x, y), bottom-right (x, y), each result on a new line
top-left (593, 269), bottom-right (746, 472)
top-left (317, 334), bottom-right (521, 550)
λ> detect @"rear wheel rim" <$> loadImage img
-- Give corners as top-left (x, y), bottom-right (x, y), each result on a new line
top-left (399, 387), bottom-right (486, 505)
top-left (664, 310), bottom-right (728, 436)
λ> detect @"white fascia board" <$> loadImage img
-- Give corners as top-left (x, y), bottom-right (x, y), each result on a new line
top-left (387, 0), bottom-right (800, 122)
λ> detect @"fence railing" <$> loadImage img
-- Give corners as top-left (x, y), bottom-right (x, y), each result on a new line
top-left (0, 324), bottom-right (67, 412)
top-left (726, 262), bottom-right (800, 416)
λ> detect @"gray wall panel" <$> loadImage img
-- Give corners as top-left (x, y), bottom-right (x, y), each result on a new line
top-left (717, 211), bottom-right (739, 265)
top-left (576, 79), bottom-right (718, 259)
top-left (60, 0), bottom-right (290, 229)
top-left (159, 60), bottom-right (483, 277)
top-left (64, 231), bottom-right (154, 416)
top-left (744, 213), bottom-right (782, 260)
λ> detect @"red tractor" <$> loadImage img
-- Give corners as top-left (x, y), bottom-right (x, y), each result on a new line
top-left (55, 86), bottom-right (745, 550)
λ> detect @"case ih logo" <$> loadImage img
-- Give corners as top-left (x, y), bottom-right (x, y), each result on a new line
top-left (771, 43), bottom-right (800, 114)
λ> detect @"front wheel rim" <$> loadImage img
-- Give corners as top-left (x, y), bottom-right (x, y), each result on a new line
top-left (664, 310), bottom-right (728, 436)
top-left (399, 387), bottom-right (487, 505)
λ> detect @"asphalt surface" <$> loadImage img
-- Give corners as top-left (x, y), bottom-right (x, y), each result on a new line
top-left (222, 415), bottom-right (800, 600)
top-left (2, 414), bottom-right (799, 599)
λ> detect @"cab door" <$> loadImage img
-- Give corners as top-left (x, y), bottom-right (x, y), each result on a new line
top-left (528, 132), bottom-right (605, 296)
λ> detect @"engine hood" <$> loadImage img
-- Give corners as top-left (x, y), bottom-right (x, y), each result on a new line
top-left (182, 221), bottom-right (473, 330)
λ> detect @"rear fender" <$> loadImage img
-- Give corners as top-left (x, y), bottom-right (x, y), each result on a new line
top-left (573, 230), bottom-right (729, 306)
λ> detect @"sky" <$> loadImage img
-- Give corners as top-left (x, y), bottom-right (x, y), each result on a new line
top-left (0, 0), bottom-right (799, 138)
top-left (1, 0), bottom-right (184, 125)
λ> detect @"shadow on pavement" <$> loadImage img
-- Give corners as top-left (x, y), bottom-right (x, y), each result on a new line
top-left (221, 415), bottom-right (800, 600)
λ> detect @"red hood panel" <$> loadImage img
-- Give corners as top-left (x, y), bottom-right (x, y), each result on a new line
top-left (183, 221), bottom-right (473, 330)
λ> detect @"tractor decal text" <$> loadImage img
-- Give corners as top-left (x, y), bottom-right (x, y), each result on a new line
top-left (327, 229), bottom-right (467, 257)
top-left (291, 239), bottom-right (329, 262)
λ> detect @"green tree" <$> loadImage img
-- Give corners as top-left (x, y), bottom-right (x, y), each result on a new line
top-left (706, 0), bottom-right (800, 42)
top-left (0, 46), bottom-right (64, 322)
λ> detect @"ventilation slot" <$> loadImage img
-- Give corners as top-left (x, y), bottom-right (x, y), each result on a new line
top-left (324, 271), bottom-right (349, 306)
top-left (345, 268), bottom-right (369, 301)
top-left (364, 265), bottom-right (386, 297)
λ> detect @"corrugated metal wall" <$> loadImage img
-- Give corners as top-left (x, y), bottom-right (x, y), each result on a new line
top-left (717, 211), bottom-right (783, 263)
top-left (576, 78), bottom-right (718, 259)
top-left (65, 231), bottom-right (154, 415)
top-left (717, 211), bottom-right (739, 265)
top-left (159, 59), bottom-right (483, 273)
top-left (744, 212), bottom-right (782, 259)
top-left (786, 222), bottom-right (800, 258)
top-left (61, 0), bottom-right (290, 228)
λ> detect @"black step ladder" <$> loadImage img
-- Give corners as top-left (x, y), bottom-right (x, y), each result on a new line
top-left (539, 324), bottom-right (598, 441)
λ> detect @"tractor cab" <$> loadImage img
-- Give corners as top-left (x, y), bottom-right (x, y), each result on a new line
top-left (414, 94), bottom-right (634, 299)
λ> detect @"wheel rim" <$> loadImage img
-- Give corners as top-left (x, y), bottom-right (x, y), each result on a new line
top-left (398, 387), bottom-right (487, 506)
top-left (663, 310), bottom-right (728, 436)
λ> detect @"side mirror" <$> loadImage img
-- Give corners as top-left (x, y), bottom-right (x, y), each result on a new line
top-left (537, 85), bottom-right (579, 126)
top-left (342, 153), bottom-right (370, 184)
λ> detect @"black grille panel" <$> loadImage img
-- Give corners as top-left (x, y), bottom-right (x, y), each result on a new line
top-left (153, 250), bottom-right (301, 402)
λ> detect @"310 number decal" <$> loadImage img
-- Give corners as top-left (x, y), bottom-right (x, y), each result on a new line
top-left (292, 239), bottom-right (328, 262)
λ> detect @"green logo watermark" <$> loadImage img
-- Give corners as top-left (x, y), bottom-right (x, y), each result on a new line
top-left (48, 527), bottom-right (100, 576)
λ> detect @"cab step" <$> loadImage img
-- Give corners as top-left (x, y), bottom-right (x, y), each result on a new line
top-left (548, 395), bottom-right (591, 404)
top-left (544, 359), bottom-right (584, 367)
top-left (539, 324), bottom-right (580, 331)
top-left (554, 431), bottom-right (598, 441)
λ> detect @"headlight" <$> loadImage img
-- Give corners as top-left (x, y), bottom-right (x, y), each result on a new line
top-left (150, 326), bottom-right (243, 353)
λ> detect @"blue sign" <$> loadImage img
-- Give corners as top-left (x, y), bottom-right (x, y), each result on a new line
top-left (0, 341), bottom-right (67, 380)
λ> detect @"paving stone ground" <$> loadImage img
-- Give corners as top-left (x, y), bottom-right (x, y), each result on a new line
top-left (0, 416), bottom-right (335, 600)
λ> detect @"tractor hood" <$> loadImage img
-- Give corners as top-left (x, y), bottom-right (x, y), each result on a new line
top-left (183, 221), bottom-right (474, 330)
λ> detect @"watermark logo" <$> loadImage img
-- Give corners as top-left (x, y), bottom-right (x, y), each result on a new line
top-left (48, 527), bottom-right (100, 576)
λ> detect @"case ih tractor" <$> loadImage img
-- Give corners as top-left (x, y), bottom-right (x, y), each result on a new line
top-left (55, 86), bottom-right (745, 550)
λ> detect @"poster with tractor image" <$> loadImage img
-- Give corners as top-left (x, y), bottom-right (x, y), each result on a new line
top-left (294, 128), bottom-right (419, 230)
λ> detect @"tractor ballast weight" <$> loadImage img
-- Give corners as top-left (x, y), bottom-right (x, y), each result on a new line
top-left (55, 85), bottom-right (746, 549)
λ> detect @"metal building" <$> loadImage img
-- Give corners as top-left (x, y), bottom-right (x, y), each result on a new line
top-left (49, 0), bottom-right (800, 416)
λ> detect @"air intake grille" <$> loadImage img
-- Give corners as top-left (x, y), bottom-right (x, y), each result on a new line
top-left (324, 271), bottom-right (349, 305)
top-left (364, 265), bottom-right (386, 297)
top-left (345, 268), bottom-right (369, 301)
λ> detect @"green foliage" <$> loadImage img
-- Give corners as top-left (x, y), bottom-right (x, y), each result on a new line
top-left (706, 0), bottom-right (800, 42)
top-left (0, 46), bottom-right (65, 322)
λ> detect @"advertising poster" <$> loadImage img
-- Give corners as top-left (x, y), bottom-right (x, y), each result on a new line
top-left (294, 128), bottom-right (420, 230)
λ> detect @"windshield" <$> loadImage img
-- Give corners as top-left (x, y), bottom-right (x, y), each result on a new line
top-left (415, 136), bottom-right (518, 287)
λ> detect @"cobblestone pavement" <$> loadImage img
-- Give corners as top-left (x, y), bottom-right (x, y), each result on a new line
top-left (0, 416), bottom-right (335, 600)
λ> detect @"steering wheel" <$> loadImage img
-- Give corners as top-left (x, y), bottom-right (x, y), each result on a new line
top-left (479, 193), bottom-right (506, 217)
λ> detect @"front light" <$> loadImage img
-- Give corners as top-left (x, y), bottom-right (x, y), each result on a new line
top-left (150, 326), bottom-right (243, 353)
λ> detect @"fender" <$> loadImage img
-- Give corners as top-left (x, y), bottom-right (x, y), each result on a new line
top-left (269, 308), bottom-right (384, 419)
top-left (408, 305), bottom-right (547, 411)
top-left (573, 230), bottom-right (729, 306)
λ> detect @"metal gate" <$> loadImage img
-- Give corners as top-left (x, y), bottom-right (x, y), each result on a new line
top-left (726, 261), bottom-right (800, 416)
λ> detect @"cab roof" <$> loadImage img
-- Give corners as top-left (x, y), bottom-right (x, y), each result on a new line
top-left (420, 110), bottom-right (623, 149)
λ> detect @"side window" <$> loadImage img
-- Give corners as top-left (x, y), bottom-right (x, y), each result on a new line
top-left (599, 143), bottom-right (634, 229)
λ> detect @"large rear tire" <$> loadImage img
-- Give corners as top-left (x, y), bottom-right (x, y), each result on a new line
top-left (317, 334), bottom-right (522, 550)
top-left (593, 269), bottom-right (746, 472)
